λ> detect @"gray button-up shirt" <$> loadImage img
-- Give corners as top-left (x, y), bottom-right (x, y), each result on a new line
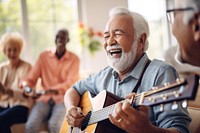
top-left (72, 53), bottom-right (191, 133)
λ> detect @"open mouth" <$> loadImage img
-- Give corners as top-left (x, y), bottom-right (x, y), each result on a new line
top-left (109, 49), bottom-right (122, 57)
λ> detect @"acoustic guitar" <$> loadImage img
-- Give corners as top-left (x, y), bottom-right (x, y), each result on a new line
top-left (60, 74), bottom-right (199, 133)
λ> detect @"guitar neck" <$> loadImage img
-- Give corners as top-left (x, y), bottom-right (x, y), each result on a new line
top-left (89, 103), bottom-right (116, 125)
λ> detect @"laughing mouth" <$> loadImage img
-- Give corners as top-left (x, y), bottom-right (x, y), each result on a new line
top-left (109, 49), bottom-right (122, 56)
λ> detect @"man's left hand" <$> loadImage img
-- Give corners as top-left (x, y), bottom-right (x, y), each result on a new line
top-left (109, 101), bottom-right (154, 133)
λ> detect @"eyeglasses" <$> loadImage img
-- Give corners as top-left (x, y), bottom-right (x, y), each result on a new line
top-left (166, 7), bottom-right (194, 24)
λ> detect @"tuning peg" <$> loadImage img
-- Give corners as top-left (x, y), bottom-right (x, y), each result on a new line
top-left (176, 78), bottom-right (185, 83)
top-left (173, 91), bottom-right (180, 98)
top-left (164, 82), bottom-right (170, 87)
top-left (161, 94), bottom-right (168, 100)
top-left (182, 100), bottom-right (187, 108)
top-left (160, 104), bottom-right (164, 112)
top-left (148, 97), bottom-right (156, 103)
top-left (152, 87), bottom-right (158, 90)
top-left (171, 101), bottom-right (178, 110)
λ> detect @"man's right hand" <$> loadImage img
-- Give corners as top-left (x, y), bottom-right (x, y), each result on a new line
top-left (66, 106), bottom-right (85, 127)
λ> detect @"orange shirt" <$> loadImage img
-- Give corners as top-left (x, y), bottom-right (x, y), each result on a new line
top-left (21, 48), bottom-right (80, 104)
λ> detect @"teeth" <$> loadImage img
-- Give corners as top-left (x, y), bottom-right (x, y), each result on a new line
top-left (109, 49), bottom-right (121, 52)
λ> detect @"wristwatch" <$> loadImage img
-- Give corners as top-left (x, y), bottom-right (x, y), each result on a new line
top-left (24, 86), bottom-right (32, 93)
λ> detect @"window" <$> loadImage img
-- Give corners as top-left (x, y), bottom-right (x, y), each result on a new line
top-left (128, 0), bottom-right (169, 60)
top-left (0, 0), bottom-right (79, 64)
top-left (0, 0), bottom-right (22, 61)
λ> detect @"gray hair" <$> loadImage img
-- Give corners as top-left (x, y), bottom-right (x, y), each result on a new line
top-left (109, 6), bottom-right (150, 51)
top-left (0, 32), bottom-right (24, 54)
top-left (182, 0), bottom-right (200, 24)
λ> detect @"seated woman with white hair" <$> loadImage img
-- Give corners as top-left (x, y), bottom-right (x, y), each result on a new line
top-left (0, 32), bottom-right (34, 133)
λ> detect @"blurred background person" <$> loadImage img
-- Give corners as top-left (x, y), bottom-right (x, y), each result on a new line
top-left (0, 32), bottom-right (33, 133)
top-left (21, 28), bottom-right (80, 133)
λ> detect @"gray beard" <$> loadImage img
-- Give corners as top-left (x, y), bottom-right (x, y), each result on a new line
top-left (107, 42), bottom-right (138, 73)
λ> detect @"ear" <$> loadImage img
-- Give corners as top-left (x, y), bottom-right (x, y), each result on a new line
top-left (193, 13), bottom-right (200, 41)
top-left (138, 33), bottom-right (147, 45)
top-left (138, 33), bottom-right (147, 50)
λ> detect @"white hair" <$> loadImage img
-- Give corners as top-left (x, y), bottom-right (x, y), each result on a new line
top-left (0, 32), bottom-right (25, 54)
top-left (182, 0), bottom-right (200, 24)
top-left (109, 6), bottom-right (150, 51)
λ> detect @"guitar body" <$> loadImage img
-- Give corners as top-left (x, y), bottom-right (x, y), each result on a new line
top-left (60, 90), bottom-right (126, 133)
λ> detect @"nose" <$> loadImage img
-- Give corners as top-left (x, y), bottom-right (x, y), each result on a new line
top-left (10, 50), bottom-right (15, 56)
top-left (106, 35), bottom-right (117, 46)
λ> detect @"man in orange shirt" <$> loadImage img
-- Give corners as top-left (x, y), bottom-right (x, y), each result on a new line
top-left (21, 28), bottom-right (80, 133)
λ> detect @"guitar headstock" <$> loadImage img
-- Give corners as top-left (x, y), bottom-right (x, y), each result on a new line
top-left (135, 74), bottom-right (199, 109)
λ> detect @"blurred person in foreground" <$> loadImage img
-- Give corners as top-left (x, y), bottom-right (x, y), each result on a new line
top-left (165, 0), bottom-right (200, 108)
top-left (64, 7), bottom-right (191, 133)
top-left (0, 32), bottom-right (33, 133)
top-left (164, 1), bottom-right (200, 132)
top-left (21, 28), bottom-right (80, 133)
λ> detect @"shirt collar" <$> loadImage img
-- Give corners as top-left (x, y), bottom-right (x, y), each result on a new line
top-left (112, 53), bottom-right (150, 80)
top-left (47, 47), bottom-right (69, 60)
top-left (129, 53), bottom-right (149, 79)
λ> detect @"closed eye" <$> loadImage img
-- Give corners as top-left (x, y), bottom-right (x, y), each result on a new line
top-left (103, 33), bottom-right (110, 39)
top-left (115, 33), bottom-right (124, 37)
top-left (114, 29), bottom-right (125, 37)
top-left (104, 35), bottom-right (110, 39)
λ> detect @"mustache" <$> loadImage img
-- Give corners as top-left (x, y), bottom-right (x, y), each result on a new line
top-left (106, 44), bottom-right (121, 51)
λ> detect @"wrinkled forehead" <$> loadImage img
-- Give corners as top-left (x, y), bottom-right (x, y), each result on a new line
top-left (104, 15), bottom-right (133, 32)
top-left (174, 0), bottom-right (184, 8)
